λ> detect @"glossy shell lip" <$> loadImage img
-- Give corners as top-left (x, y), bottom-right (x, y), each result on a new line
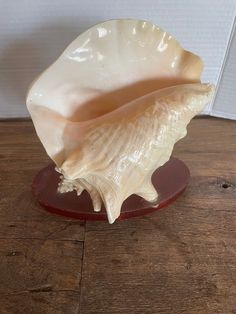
top-left (26, 18), bottom-right (205, 169)
top-left (27, 19), bottom-right (203, 123)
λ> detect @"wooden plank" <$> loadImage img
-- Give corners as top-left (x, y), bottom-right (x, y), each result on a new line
top-left (81, 206), bottom-right (236, 313)
top-left (0, 120), bottom-right (85, 240)
top-left (0, 182), bottom-right (85, 241)
top-left (0, 238), bottom-right (82, 314)
top-left (0, 117), bottom-right (236, 313)
top-left (175, 117), bottom-right (236, 154)
top-left (0, 120), bottom-right (84, 313)
top-left (0, 238), bottom-right (83, 293)
top-left (2, 291), bottom-right (80, 314)
top-left (81, 117), bottom-right (236, 313)
top-left (80, 224), bottom-right (236, 314)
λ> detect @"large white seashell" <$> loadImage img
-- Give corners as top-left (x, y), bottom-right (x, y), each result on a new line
top-left (26, 19), bottom-right (214, 223)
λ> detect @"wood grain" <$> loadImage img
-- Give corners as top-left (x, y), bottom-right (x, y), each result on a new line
top-left (0, 121), bottom-right (84, 314)
top-left (0, 117), bottom-right (235, 314)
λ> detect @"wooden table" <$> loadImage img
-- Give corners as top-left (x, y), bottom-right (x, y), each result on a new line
top-left (0, 117), bottom-right (235, 314)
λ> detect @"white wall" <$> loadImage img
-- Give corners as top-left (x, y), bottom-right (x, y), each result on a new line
top-left (0, 0), bottom-right (235, 118)
top-left (211, 18), bottom-right (236, 119)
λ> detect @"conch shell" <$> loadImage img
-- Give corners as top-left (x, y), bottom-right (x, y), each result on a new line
top-left (26, 19), bottom-right (214, 223)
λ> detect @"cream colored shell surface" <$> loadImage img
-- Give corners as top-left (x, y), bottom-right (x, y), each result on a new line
top-left (26, 19), bottom-right (214, 223)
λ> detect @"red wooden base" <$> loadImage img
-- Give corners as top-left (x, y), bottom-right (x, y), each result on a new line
top-left (32, 157), bottom-right (190, 222)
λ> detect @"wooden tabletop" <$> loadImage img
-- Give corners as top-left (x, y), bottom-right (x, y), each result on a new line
top-left (0, 117), bottom-right (235, 314)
